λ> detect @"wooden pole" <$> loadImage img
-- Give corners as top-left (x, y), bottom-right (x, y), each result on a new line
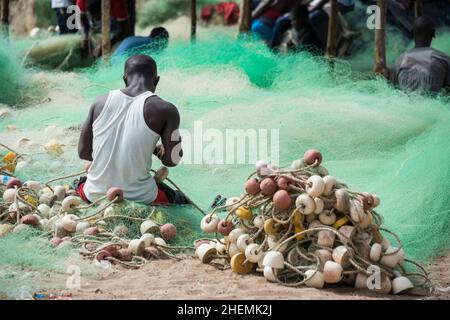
top-left (374, 0), bottom-right (388, 77)
top-left (191, 0), bottom-right (197, 41)
top-left (415, 0), bottom-right (423, 18)
top-left (239, 0), bottom-right (252, 34)
top-left (101, 0), bottom-right (111, 57)
top-left (0, 0), bottom-right (9, 37)
top-left (325, 0), bottom-right (338, 58)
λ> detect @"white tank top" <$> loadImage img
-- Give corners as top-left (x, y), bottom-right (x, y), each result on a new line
top-left (84, 90), bottom-right (160, 204)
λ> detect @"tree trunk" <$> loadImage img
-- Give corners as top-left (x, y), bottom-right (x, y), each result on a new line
top-left (239, 0), bottom-right (252, 34)
top-left (0, 0), bottom-right (9, 36)
top-left (415, 0), bottom-right (423, 18)
top-left (374, 0), bottom-right (388, 78)
top-left (101, 0), bottom-right (111, 57)
top-left (325, 0), bottom-right (338, 58)
top-left (191, 0), bottom-right (197, 41)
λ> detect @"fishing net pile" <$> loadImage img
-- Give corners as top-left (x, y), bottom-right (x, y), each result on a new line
top-left (193, 149), bottom-right (429, 294)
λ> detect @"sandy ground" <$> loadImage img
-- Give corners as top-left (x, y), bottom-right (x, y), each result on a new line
top-left (36, 251), bottom-right (450, 300)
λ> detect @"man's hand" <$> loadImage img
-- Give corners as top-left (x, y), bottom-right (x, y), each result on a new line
top-left (93, 46), bottom-right (102, 59)
top-left (154, 144), bottom-right (165, 160)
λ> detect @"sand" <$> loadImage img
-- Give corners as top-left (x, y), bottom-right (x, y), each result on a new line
top-left (36, 252), bottom-right (450, 300)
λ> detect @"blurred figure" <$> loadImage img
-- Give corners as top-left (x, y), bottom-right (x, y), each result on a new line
top-left (112, 27), bottom-right (169, 63)
top-left (77, 0), bottom-right (132, 58)
top-left (391, 16), bottom-right (450, 93)
top-left (52, 0), bottom-right (77, 34)
top-left (251, 0), bottom-right (295, 43)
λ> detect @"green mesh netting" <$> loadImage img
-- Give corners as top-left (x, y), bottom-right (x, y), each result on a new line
top-left (1, 4), bottom-right (450, 298)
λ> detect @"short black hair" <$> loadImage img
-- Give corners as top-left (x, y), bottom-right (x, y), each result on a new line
top-left (150, 27), bottom-right (169, 40)
top-left (413, 16), bottom-right (435, 38)
top-left (124, 54), bottom-right (158, 78)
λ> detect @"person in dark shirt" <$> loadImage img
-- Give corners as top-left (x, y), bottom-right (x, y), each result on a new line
top-left (391, 16), bottom-right (450, 93)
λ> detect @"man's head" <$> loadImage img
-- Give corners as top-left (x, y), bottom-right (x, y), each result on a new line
top-left (413, 16), bottom-right (436, 48)
top-left (149, 27), bottom-right (170, 51)
top-left (123, 54), bottom-right (160, 91)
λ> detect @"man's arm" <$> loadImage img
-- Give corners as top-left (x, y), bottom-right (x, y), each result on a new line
top-left (252, 0), bottom-right (273, 19)
top-left (158, 105), bottom-right (183, 167)
top-left (78, 95), bottom-right (107, 161)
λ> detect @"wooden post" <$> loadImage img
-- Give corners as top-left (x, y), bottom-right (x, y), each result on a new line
top-left (374, 0), bottom-right (388, 77)
top-left (0, 0), bottom-right (9, 37)
top-left (101, 0), bottom-right (111, 57)
top-left (191, 0), bottom-right (197, 41)
top-left (325, 0), bottom-right (338, 58)
top-left (239, 0), bottom-right (252, 34)
top-left (415, 0), bottom-right (423, 18)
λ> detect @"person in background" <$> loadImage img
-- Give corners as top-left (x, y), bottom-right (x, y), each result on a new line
top-left (52, 0), bottom-right (77, 34)
top-left (112, 27), bottom-right (169, 63)
top-left (391, 16), bottom-right (450, 93)
top-left (251, 0), bottom-right (295, 44)
top-left (77, 0), bottom-right (132, 58)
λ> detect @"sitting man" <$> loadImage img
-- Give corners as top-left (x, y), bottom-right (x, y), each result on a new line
top-left (77, 54), bottom-right (188, 205)
top-left (112, 27), bottom-right (169, 63)
top-left (391, 16), bottom-right (450, 93)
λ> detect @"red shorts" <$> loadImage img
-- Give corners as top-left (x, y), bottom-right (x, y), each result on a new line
top-left (77, 183), bottom-right (170, 205)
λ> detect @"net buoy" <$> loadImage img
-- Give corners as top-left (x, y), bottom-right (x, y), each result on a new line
top-left (2, 189), bottom-right (16, 203)
top-left (317, 230), bottom-right (335, 247)
top-left (263, 218), bottom-right (278, 236)
top-left (196, 243), bottom-right (216, 263)
top-left (319, 210), bottom-right (337, 225)
top-left (217, 220), bottom-right (234, 236)
top-left (392, 276), bottom-right (414, 294)
top-left (272, 190), bottom-right (292, 210)
top-left (313, 197), bottom-right (324, 214)
top-left (332, 217), bottom-right (349, 229)
top-left (245, 178), bottom-right (260, 195)
top-left (6, 178), bottom-right (22, 189)
top-left (245, 243), bottom-right (263, 263)
top-left (295, 194), bottom-right (315, 215)
top-left (53, 186), bottom-right (66, 201)
top-left (323, 261), bottom-right (343, 283)
top-left (94, 250), bottom-right (112, 263)
top-left (359, 192), bottom-right (375, 210)
top-left (140, 233), bottom-right (155, 247)
top-left (113, 225), bottom-right (129, 237)
top-left (235, 206), bottom-right (253, 220)
top-left (0, 224), bottom-right (14, 237)
top-left (106, 187), bottom-right (124, 202)
top-left (253, 215), bottom-right (265, 228)
top-left (144, 246), bottom-right (160, 259)
top-left (291, 159), bottom-right (305, 170)
top-left (276, 177), bottom-right (290, 190)
top-left (200, 214), bottom-right (220, 233)
top-left (140, 220), bottom-right (159, 235)
top-left (322, 176), bottom-right (337, 196)
top-left (154, 237), bottom-right (167, 246)
top-left (83, 226), bottom-right (99, 236)
top-left (128, 239), bottom-right (146, 256)
top-left (332, 246), bottom-right (351, 268)
top-left (117, 248), bottom-right (133, 261)
top-left (225, 197), bottom-right (240, 207)
top-left (349, 200), bottom-right (365, 223)
top-left (304, 270), bottom-right (325, 289)
top-left (49, 237), bottom-right (62, 247)
top-left (260, 178), bottom-right (277, 196)
top-left (306, 175), bottom-right (325, 197)
top-left (61, 196), bottom-right (82, 213)
top-left (228, 228), bottom-right (245, 243)
top-left (23, 181), bottom-right (41, 192)
top-left (263, 266), bottom-right (278, 282)
top-left (334, 189), bottom-right (350, 212)
top-left (380, 246), bottom-right (404, 268)
top-left (20, 214), bottom-right (39, 226)
top-left (230, 252), bottom-right (254, 274)
top-left (37, 204), bottom-right (51, 218)
top-left (236, 234), bottom-right (252, 252)
top-left (228, 243), bottom-right (240, 258)
top-left (61, 214), bottom-right (78, 233)
top-left (338, 225), bottom-right (356, 240)
top-left (369, 243), bottom-right (382, 262)
top-left (215, 241), bottom-right (227, 254)
top-left (75, 221), bottom-right (90, 234)
top-left (262, 251), bottom-right (284, 269)
top-left (160, 223), bottom-right (177, 240)
top-left (315, 249), bottom-right (333, 268)
top-left (304, 149), bottom-right (322, 166)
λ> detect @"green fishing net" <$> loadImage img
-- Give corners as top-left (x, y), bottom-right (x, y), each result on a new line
top-left (1, 1), bottom-right (450, 298)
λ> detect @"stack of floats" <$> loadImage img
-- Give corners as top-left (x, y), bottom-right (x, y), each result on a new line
top-left (196, 149), bottom-right (429, 295)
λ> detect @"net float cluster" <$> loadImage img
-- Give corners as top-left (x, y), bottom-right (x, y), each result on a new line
top-left (195, 149), bottom-right (428, 295)
top-left (0, 175), bottom-right (178, 268)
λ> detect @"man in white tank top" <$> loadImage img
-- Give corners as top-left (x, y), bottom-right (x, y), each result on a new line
top-left (77, 54), bottom-right (187, 205)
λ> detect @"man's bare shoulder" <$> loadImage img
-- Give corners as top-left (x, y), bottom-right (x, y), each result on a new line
top-left (91, 93), bottom-right (110, 119)
top-left (144, 95), bottom-right (179, 116)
